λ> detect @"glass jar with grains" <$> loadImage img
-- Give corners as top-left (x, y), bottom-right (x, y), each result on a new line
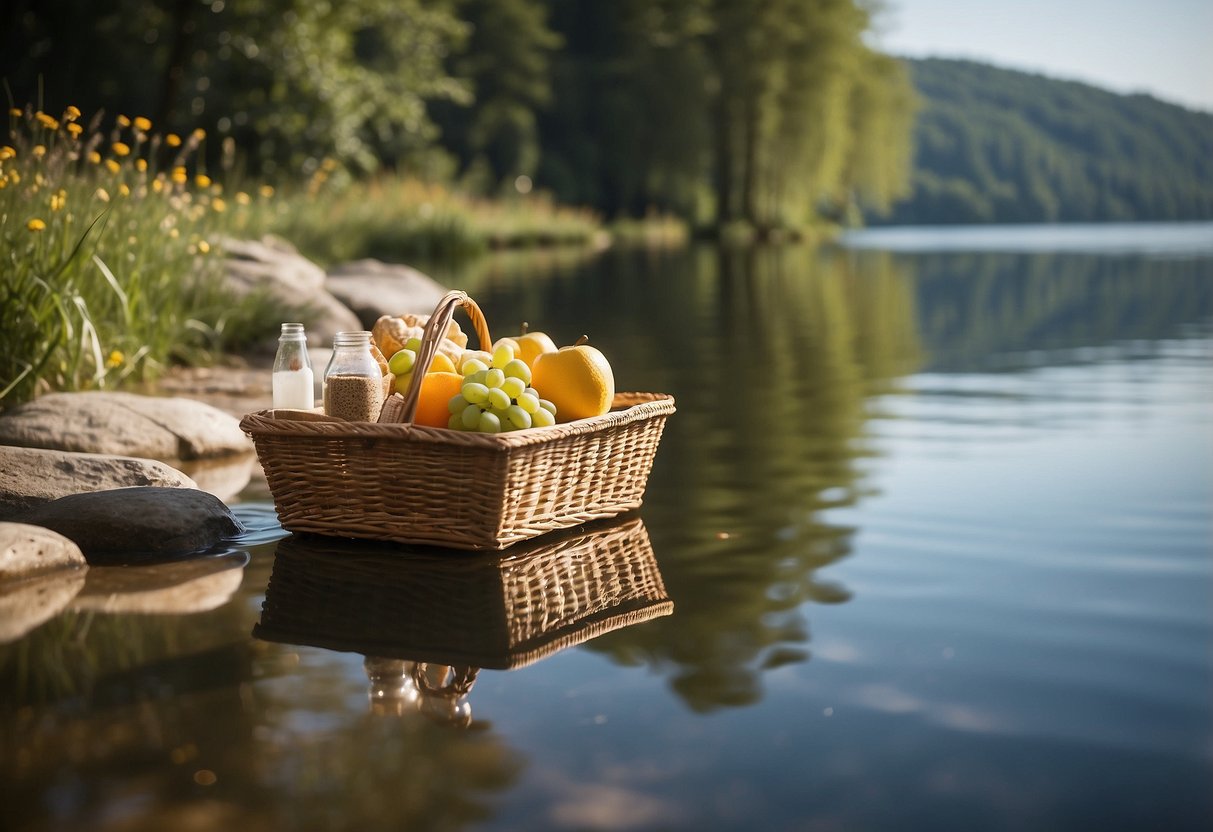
top-left (323, 331), bottom-right (385, 421)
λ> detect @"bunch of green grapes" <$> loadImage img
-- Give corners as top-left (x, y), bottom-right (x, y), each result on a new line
top-left (447, 342), bottom-right (557, 433)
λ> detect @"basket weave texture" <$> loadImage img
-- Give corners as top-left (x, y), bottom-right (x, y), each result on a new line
top-left (241, 291), bottom-right (675, 550)
top-left (252, 515), bottom-right (672, 669)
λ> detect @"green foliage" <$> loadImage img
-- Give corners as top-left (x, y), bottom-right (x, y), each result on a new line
top-left (270, 176), bottom-right (602, 266)
top-left (884, 58), bottom-right (1213, 223)
top-left (1, 0), bottom-right (472, 176)
top-left (0, 106), bottom-right (285, 407)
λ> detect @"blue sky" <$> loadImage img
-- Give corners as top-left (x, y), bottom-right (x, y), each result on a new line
top-left (871, 0), bottom-right (1213, 112)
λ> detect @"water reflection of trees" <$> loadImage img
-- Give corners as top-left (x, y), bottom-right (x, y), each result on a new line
top-left (474, 245), bottom-right (922, 712)
top-left (903, 251), bottom-right (1213, 371)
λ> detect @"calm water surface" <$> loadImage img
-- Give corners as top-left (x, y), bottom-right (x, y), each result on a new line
top-left (2, 224), bottom-right (1211, 830)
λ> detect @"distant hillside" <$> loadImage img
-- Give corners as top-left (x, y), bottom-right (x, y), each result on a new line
top-left (877, 58), bottom-right (1213, 224)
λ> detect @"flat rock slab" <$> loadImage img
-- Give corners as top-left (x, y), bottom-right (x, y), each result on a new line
top-left (0, 446), bottom-right (196, 519)
top-left (0, 522), bottom-right (88, 580)
top-left (326, 259), bottom-right (448, 327)
top-left (0, 392), bottom-right (251, 460)
top-left (16, 487), bottom-right (246, 564)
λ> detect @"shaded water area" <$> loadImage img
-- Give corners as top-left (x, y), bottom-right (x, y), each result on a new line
top-left (3, 224), bottom-right (1212, 830)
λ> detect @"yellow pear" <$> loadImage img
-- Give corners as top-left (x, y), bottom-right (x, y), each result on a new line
top-left (531, 335), bottom-right (615, 422)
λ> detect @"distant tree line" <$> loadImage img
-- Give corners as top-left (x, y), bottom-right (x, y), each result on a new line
top-left (2, 0), bottom-right (916, 232)
top-left (879, 59), bottom-right (1213, 224)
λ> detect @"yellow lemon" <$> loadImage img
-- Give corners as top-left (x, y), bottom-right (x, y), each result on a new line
top-left (531, 336), bottom-right (615, 422)
top-left (516, 328), bottom-right (558, 367)
top-left (427, 351), bottom-right (457, 374)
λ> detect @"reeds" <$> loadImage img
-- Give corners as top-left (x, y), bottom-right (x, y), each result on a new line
top-left (0, 105), bottom-right (279, 407)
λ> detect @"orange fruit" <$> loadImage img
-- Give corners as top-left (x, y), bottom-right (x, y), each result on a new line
top-left (531, 337), bottom-right (615, 422)
top-left (413, 371), bottom-right (464, 428)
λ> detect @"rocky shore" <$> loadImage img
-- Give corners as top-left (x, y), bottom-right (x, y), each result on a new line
top-left (0, 237), bottom-right (450, 636)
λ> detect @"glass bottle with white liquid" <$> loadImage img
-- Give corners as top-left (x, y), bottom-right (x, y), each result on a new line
top-left (272, 323), bottom-right (315, 410)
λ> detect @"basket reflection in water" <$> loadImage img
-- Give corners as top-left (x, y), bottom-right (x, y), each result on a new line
top-left (253, 514), bottom-right (672, 725)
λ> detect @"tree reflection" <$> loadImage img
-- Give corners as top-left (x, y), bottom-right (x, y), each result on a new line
top-left (473, 245), bottom-right (922, 712)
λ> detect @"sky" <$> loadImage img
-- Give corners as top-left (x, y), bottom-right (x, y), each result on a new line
top-left (870, 0), bottom-right (1213, 112)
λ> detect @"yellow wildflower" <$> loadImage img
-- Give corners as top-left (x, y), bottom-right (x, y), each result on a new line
top-left (35, 112), bottom-right (58, 130)
top-left (66, 122), bottom-right (83, 137)
top-left (105, 350), bottom-right (124, 368)
top-left (171, 166), bottom-right (187, 184)
top-left (32, 145), bottom-right (46, 158)
top-left (0, 146), bottom-right (15, 161)
top-left (152, 177), bottom-right (165, 193)
top-left (8, 108), bottom-right (22, 117)
top-left (135, 158), bottom-right (148, 172)
top-left (96, 188), bottom-right (110, 202)
top-left (118, 183), bottom-right (131, 197)
top-left (8, 170), bottom-right (20, 184)
top-left (259, 184), bottom-right (274, 198)
top-left (64, 105), bottom-right (82, 121)
top-left (50, 190), bottom-right (67, 211)
top-left (112, 141), bottom-right (131, 157)
top-left (197, 240), bottom-right (210, 253)
top-left (133, 116), bottom-right (151, 132)
top-left (235, 191), bottom-right (251, 205)
top-left (212, 197), bottom-right (227, 213)
top-left (88, 150), bottom-right (102, 164)
top-left (0, 178), bottom-right (7, 190)
top-left (166, 133), bottom-right (182, 147)
top-left (117, 114), bottom-right (131, 127)
top-left (105, 159), bottom-right (121, 174)
top-left (195, 173), bottom-right (212, 188)
top-left (27, 218), bottom-right (47, 232)
top-left (169, 227), bottom-right (179, 238)
top-left (192, 127), bottom-right (206, 140)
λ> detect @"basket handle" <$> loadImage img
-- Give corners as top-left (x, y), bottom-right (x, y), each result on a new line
top-left (378, 290), bottom-right (492, 424)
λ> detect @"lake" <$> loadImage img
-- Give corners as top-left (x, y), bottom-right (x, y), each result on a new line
top-left (3, 223), bottom-right (1211, 831)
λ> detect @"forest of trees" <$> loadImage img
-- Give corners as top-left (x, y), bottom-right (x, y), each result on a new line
top-left (1, 0), bottom-right (917, 233)
top-left (881, 58), bottom-right (1213, 224)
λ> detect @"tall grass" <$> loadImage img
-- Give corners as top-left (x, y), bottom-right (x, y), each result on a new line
top-left (0, 105), bottom-right (280, 407)
top-left (270, 174), bottom-right (605, 267)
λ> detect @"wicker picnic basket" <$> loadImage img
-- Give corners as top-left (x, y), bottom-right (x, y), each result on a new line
top-left (252, 514), bottom-right (673, 670)
top-left (240, 290), bottom-right (675, 550)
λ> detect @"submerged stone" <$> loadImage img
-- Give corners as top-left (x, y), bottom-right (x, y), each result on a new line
top-left (0, 445), bottom-right (197, 519)
top-left (72, 552), bottom-right (248, 614)
top-left (16, 487), bottom-right (246, 564)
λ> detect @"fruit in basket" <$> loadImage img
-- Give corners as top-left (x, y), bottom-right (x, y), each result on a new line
top-left (446, 360), bottom-right (560, 432)
top-left (412, 372), bottom-right (465, 428)
top-left (531, 335), bottom-right (614, 422)
top-left (387, 348), bottom-right (415, 376)
top-left (457, 350), bottom-right (493, 374)
top-left (515, 323), bottom-right (558, 367)
top-left (372, 313), bottom-right (467, 366)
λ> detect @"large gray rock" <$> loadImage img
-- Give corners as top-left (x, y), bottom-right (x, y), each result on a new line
top-left (0, 522), bottom-right (87, 580)
top-left (221, 235), bottom-right (362, 345)
top-left (16, 487), bottom-right (246, 564)
top-left (326, 259), bottom-right (448, 326)
top-left (0, 392), bottom-right (251, 460)
top-left (0, 445), bottom-right (196, 518)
